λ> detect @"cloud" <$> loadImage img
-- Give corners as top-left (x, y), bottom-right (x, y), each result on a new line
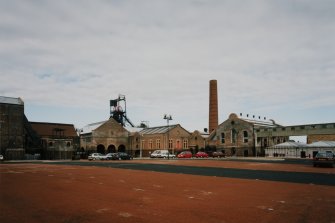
top-left (1, 0), bottom-right (334, 130)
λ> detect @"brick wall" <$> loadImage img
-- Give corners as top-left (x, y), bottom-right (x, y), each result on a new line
top-left (307, 134), bottom-right (335, 144)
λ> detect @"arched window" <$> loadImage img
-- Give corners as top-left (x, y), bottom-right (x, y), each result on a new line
top-left (97, 144), bottom-right (105, 154)
top-left (107, 145), bottom-right (116, 153)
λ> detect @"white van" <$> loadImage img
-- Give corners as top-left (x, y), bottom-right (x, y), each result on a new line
top-left (150, 150), bottom-right (175, 158)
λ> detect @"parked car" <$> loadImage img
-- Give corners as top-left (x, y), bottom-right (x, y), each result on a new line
top-left (160, 151), bottom-right (176, 159)
top-left (313, 152), bottom-right (334, 167)
top-left (177, 151), bottom-right (192, 158)
top-left (117, 152), bottom-right (133, 160)
top-left (88, 153), bottom-right (104, 161)
top-left (0, 154), bottom-right (4, 161)
top-left (195, 152), bottom-right (209, 158)
top-left (105, 153), bottom-right (119, 160)
top-left (212, 151), bottom-right (225, 158)
top-left (150, 150), bottom-right (168, 158)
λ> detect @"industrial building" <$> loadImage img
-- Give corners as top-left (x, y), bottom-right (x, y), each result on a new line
top-left (0, 96), bottom-right (78, 160)
top-left (208, 113), bottom-right (286, 157)
top-left (1, 79), bottom-right (335, 159)
top-left (0, 96), bottom-right (25, 159)
top-left (79, 119), bottom-right (208, 158)
top-left (29, 122), bottom-right (78, 160)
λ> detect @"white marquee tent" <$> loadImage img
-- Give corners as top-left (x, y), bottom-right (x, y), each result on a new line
top-left (266, 141), bottom-right (335, 158)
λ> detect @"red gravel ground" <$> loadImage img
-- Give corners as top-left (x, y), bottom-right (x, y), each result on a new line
top-left (1, 159), bottom-right (334, 223)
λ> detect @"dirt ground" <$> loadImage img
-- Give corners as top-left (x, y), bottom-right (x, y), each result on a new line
top-left (0, 159), bottom-right (335, 223)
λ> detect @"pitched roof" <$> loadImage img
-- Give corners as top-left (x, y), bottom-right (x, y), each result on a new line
top-left (30, 122), bottom-right (77, 137)
top-left (81, 118), bottom-right (143, 135)
top-left (271, 141), bottom-right (307, 148)
top-left (241, 118), bottom-right (281, 128)
top-left (139, 124), bottom-right (179, 135)
top-left (81, 121), bottom-right (107, 134)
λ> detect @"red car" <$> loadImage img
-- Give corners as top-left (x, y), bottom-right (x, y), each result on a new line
top-left (177, 151), bottom-right (192, 158)
top-left (195, 152), bottom-right (209, 158)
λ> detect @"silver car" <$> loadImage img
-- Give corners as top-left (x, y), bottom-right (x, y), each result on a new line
top-left (88, 153), bottom-right (104, 161)
top-left (313, 152), bottom-right (334, 167)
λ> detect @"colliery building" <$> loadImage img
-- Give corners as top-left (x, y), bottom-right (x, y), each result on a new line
top-left (1, 80), bottom-right (335, 160)
top-left (0, 96), bottom-right (78, 160)
top-left (79, 119), bottom-right (208, 158)
top-left (208, 112), bottom-right (335, 158)
top-left (80, 118), bottom-right (137, 156)
top-left (29, 122), bottom-right (78, 160)
top-left (208, 113), bottom-right (287, 157)
top-left (0, 96), bottom-right (25, 159)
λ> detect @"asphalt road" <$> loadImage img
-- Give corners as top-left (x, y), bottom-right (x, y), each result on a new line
top-left (41, 160), bottom-right (335, 186)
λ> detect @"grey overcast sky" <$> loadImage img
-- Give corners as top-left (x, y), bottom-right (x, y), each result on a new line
top-left (0, 0), bottom-right (334, 131)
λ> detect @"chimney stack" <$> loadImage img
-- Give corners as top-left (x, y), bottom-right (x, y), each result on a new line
top-left (209, 80), bottom-right (218, 133)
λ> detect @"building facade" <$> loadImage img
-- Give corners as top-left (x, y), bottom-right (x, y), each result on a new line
top-left (80, 118), bottom-right (138, 156)
top-left (30, 122), bottom-right (78, 159)
top-left (208, 113), bottom-right (284, 156)
top-left (307, 134), bottom-right (335, 144)
top-left (80, 119), bottom-right (209, 158)
top-left (0, 96), bottom-right (25, 159)
top-left (189, 130), bottom-right (209, 153)
top-left (136, 124), bottom-right (191, 157)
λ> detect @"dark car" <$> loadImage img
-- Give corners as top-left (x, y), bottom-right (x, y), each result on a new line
top-left (313, 152), bottom-right (334, 167)
top-left (105, 153), bottom-right (119, 160)
top-left (195, 152), bottom-right (208, 158)
top-left (117, 152), bottom-right (133, 160)
top-left (212, 151), bottom-right (225, 158)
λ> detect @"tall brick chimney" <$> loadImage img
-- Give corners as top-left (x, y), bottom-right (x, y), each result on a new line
top-left (209, 80), bottom-right (218, 133)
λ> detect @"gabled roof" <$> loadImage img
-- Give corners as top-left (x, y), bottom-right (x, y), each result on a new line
top-left (30, 122), bottom-right (77, 137)
top-left (81, 121), bottom-right (107, 134)
top-left (241, 118), bottom-right (281, 128)
top-left (81, 118), bottom-right (143, 135)
top-left (308, 141), bottom-right (335, 147)
top-left (139, 124), bottom-right (179, 135)
top-left (219, 113), bottom-right (281, 129)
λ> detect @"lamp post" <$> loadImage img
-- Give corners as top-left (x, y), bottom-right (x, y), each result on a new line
top-left (163, 114), bottom-right (172, 160)
top-left (75, 128), bottom-right (84, 159)
top-left (140, 134), bottom-right (143, 158)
